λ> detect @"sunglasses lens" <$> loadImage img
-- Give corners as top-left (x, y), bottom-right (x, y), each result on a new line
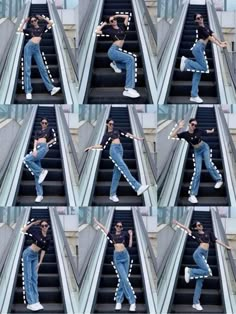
top-left (41, 224), bottom-right (48, 227)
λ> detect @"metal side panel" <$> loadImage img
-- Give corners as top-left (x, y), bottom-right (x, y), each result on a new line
top-left (157, 1), bottom-right (189, 104)
top-left (215, 106), bottom-right (236, 206)
top-left (79, 106), bottom-right (111, 206)
top-left (0, 106), bottom-right (38, 206)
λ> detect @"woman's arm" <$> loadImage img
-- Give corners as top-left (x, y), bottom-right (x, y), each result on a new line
top-left (84, 144), bottom-right (103, 152)
top-left (95, 22), bottom-right (107, 34)
top-left (173, 220), bottom-right (192, 234)
top-left (114, 14), bottom-right (129, 26)
top-left (216, 239), bottom-right (231, 250)
top-left (126, 132), bottom-right (144, 141)
top-left (93, 217), bottom-right (109, 234)
top-left (170, 120), bottom-right (185, 138)
top-left (32, 139), bottom-right (38, 157)
top-left (22, 219), bottom-right (41, 233)
top-left (36, 15), bottom-right (53, 27)
top-left (206, 128), bottom-right (214, 134)
top-left (18, 18), bottom-right (30, 32)
top-left (37, 250), bottom-right (46, 271)
top-left (211, 33), bottom-right (227, 46)
top-left (128, 230), bottom-right (133, 247)
top-left (208, 36), bottom-right (227, 48)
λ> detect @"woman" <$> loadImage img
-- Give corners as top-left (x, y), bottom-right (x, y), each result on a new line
top-left (84, 118), bottom-right (149, 202)
top-left (18, 15), bottom-right (61, 100)
top-left (180, 13), bottom-right (227, 103)
top-left (170, 118), bottom-right (223, 204)
top-left (93, 217), bottom-right (136, 312)
top-left (95, 14), bottom-right (140, 99)
top-left (173, 219), bottom-right (231, 311)
top-left (21, 219), bottom-right (50, 312)
top-left (24, 117), bottom-right (56, 203)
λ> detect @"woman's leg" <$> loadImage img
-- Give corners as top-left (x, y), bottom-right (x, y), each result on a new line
top-left (115, 252), bottom-right (130, 303)
top-left (191, 72), bottom-right (202, 97)
top-left (34, 160), bottom-right (43, 196)
top-left (33, 45), bottom-right (54, 92)
top-left (110, 166), bottom-right (122, 196)
top-left (31, 253), bottom-right (39, 303)
top-left (190, 248), bottom-right (211, 278)
top-left (110, 145), bottom-right (141, 192)
top-left (24, 145), bottom-right (48, 178)
top-left (24, 43), bottom-right (33, 94)
top-left (203, 143), bottom-right (222, 182)
top-left (23, 248), bottom-right (36, 304)
top-left (185, 43), bottom-right (208, 72)
top-left (190, 149), bottom-right (203, 196)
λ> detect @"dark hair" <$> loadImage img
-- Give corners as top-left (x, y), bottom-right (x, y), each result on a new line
top-left (40, 219), bottom-right (49, 226)
top-left (30, 15), bottom-right (39, 22)
top-left (40, 117), bottom-right (48, 122)
top-left (194, 13), bottom-right (202, 20)
top-left (191, 221), bottom-right (202, 230)
top-left (115, 221), bottom-right (123, 227)
top-left (105, 16), bottom-right (113, 24)
top-left (106, 118), bottom-right (114, 132)
top-left (189, 118), bottom-right (197, 124)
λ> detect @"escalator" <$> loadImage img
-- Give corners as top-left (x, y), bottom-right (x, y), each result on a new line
top-left (170, 210), bottom-right (224, 313)
top-left (86, 0), bottom-right (150, 104)
top-left (11, 207), bottom-right (65, 313)
top-left (167, 4), bottom-right (219, 104)
top-left (178, 106), bottom-right (228, 206)
top-left (92, 106), bottom-right (144, 206)
top-left (16, 106), bottom-right (67, 206)
top-left (14, 3), bottom-right (64, 104)
top-left (93, 209), bottom-right (147, 313)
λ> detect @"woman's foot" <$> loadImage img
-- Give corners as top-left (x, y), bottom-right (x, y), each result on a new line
top-left (110, 62), bottom-right (122, 73)
top-left (109, 195), bottom-right (119, 202)
top-left (137, 185), bottom-right (149, 196)
top-left (190, 96), bottom-right (203, 103)
top-left (26, 93), bottom-right (32, 100)
top-left (214, 180), bottom-right (223, 189)
top-left (35, 195), bottom-right (43, 203)
top-left (123, 88), bottom-right (140, 98)
top-left (192, 303), bottom-right (203, 311)
top-left (129, 303), bottom-right (136, 312)
top-left (188, 195), bottom-right (198, 204)
top-left (50, 87), bottom-right (61, 96)
top-left (38, 169), bottom-right (48, 184)
top-left (180, 56), bottom-right (187, 72)
top-left (115, 302), bottom-right (122, 310)
top-left (184, 267), bottom-right (190, 283)
top-left (26, 303), bottom-right (43, 311)
top-left (35, 302), bottom-right (44, 310)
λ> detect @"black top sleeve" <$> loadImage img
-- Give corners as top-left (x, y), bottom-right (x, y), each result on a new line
top-left (198, 26), bottom-right (213, 39)
top-left (177, 131), bottom-right (187, 140)
top-left (23, 28), bottom-right (31, 36)
top-left (34, 130), bottom-right (39, 140)
top-left (198, 128), bottom-right (208, 136)
top-left (119, 129), bottom-right (128, 137)
top-left (102, 27), bottom-right (112, 36)
top-left (48, 128), bottom-right (56, 142)
top-left (209, 231), bottom-right (217, 243)
top-left (100, 133), bottom-right (111, 147)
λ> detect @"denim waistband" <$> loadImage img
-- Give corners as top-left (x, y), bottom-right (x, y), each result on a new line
top-left (193, 141), bottom-right (207, 150)
top-left (26, 40), bottom-right (40, 46)
top-left (37, 143), bottom-right (47, 148)
top-left (197, 40), bottom-right (206, 46)
top-left (110, 44), bottom-right (121, 50)
top-left (197, 246), bottom-right (209, 252)
top-left (113, 248), bottom-right (128, 255)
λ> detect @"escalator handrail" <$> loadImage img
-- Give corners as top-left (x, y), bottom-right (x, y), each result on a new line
top-left (0, 105), bottom-right (33, 188)
top-left (208, 0), bottom-right (236, 91)
top-left (131, 106), bottom-right (157, 183)
top-left (48, 0), bottom-right (78, 81)
top-left (214, 208), bottom-right (236, 281)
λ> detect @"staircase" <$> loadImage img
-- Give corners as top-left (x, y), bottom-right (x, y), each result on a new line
top-left (177, 106), bottom-right (228, 206)
top-left (167, 4), bottom-right (219, 104)
top-left (170, 210), bottom-right (224, 313)
top-left (11, 208), bottom-right (65, 313)
top-left (14, 3), bottom-right (64, 104)
top-left (93, 209), bottom-right (147, 313)
top-left (92, 106), bottom-right (143, 206)
top-left (16, 106), bottom-right (67, 206)
top-left (86, 0), bottom-right (150, 104)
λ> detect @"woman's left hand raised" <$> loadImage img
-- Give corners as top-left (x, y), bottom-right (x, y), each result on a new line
top-left (128, 230), bottom-right (133, 236)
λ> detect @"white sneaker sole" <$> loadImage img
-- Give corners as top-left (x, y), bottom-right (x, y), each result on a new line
top-left (109, 197), bottom-right (119, 203)
top-left (123, 91), bottom-right (140, 98)
top-left (51, 87), bottom-right (61, 96)
top-left (214, 181), bottom-right (223, 189)
top-left (190, 97), bottom-right (203, 104)
top-left (188, 198), bottom-right (198, 204)
top-left (137, 185), bottom-right (149, 196)
top-left (110, 63), bottom-right (122, 73)
top-left (38, 170), bottom-right (48, 184)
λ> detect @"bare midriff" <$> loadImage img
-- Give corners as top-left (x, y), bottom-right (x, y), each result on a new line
top-left (30, 37), bottom-right (42, 44)
top-left (114, 243), bottom-right (126, 252)
top-left (199, 38), bottom-right (209, 45)
top-left (37, 138), bottom-right (47, 144)
top-left (113, 39), bottom-right (125, 48)
top-left (112, 138), bottom-right (121, 144)
top-left (30, 243), bottom-right (41, 252)
top-left (199, 242), bottom-right (209, 250)
top-left (192, 140), bottom-right (203, 149)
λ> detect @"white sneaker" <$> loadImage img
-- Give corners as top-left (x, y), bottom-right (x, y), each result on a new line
top-left (26, 303), bottom-right (41, 311)
top-left (35, 303), bottom-right (44, 310)
top-left (50, 87), bottom-right (61, 96)
top-left (26, 93), bottom-right (32, 100)
top-left (192, 304), bottom-right (203, 311)
top-left (110, 62), bottom-right (122, 73)
top-left (214, 181), bottom-right (223, 189)
top-left (35, 195), bottom-right (43, 203)
top-left (38, 169), bottom-right (48, 184)
top-left (129, 303), bottom-right (136, 312)
top-left (137, 185), bottom-right (149, 196)
top-left (115, 302), bottom-right (122, 310)
top-left (184, 267), bottom-right (190, 283)
top-left (123, 88), bottom-right (140, 98)
top-left (188, 195), bottom-right (198, 204)
top-left (180, 56), bottom-right (187, 72)
top-left (190, 96), bottom-right (203, 103)
top-left (109, 195), bottom-right (119, 202)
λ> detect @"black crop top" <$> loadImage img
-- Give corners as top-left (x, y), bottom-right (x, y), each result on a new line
top-left (191, 230), bottom-right (217, 244)
top-left (107, 231), bottom-right (129, 244)
top-left (27, 227), bottom-right (50, 252)
top-left (23, 25), bottom-right (48, 39)
top-left (34, 127), bottom-right (56, 143)
top-left (177, 128), bottom-right (207, 145)
top-left (197, 25), bottom-right (213, 40)
top-left (100, 128), bottom-right (127, 148)
top-left (102, 24), bottom-right (127, 41)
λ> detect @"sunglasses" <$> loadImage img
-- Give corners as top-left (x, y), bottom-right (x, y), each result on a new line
top-left (31, 19), bottom-right (37, 23)
top-left (191, 123), bottom-right (197, 127)
top-left (116, 224), bottom-right (123, 228)
top-left (196, 16), bottom-right (203, 20)
top-left (41, 121), bottom-right (48, 125)
top-left (109, 122), bottom-right (114, 125)
top-left (196, 223), bottom-right (202, 227)
top-left (110, 18), bottom-right (117, 23)
top-left (41, 224), bottom-right (48, 228)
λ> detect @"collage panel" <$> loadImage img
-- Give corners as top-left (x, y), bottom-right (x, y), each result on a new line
top-left (78, 207), bottom-right (157, 313)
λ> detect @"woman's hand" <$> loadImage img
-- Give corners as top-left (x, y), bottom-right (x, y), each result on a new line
top-left (138, 137), bottom-right (144, 141)
top-left (172, 219), bottom-right (177, 225)
top-left (32, 219), bottom-right (41, 225)
top-left (32, 150), bottom-right (37, 157)
top-left (36, 15), bottom-right (43, 20)
top-left (220, 42), bottom-right (227, 48)
top-left (178, 120), bottom-right (185, 129)
top-left (24, 17), bottom-right (30, 24)
top-left (93, 217), bottom-right (98, 224)
top-left (226, 245), bottom-right (232, 250)
top-left (36, 262), bottom-right (41, 272)
top-left (128, 230), bottom-right (133, 236)
top-left (84, 146), bottom-right (92, 152)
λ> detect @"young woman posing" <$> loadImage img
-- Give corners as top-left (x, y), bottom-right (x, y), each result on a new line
top-left (180, 13), bottom-right (227, 103)
top-left (21, 219), bottom-right (50, 312)
top-left (18, 15), bottom-right (61, 100)
top-left (94, 217), bottom-right (136, 312)
top-left (170, 118), bottom-right (223, 204)
top-left (173, 220), bottom-right (231, 311)
top-left (84, 118), bottom-right (149, 202)
top-left (95, 14), bottom-right (140, 99)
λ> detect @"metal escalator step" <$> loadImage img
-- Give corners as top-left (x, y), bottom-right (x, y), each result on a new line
top-left (171, 304), bottom-right (224, 313)
top-left (15, 93), bottom-right (64, 104)
top-left (16, 196), bottom-right (67, 206)
top-left (94, 303), bottom-right (147, 313)
top-left (11, 303), bottom-right (64, 313)
top-left (178, 196), bottom-right (228, 206)
top-left (168, 96), bottom-right (218, 104)
top-left (92, 196), bottom-right (143, 206)
top-left (174, 288), bottom-right (221, 304)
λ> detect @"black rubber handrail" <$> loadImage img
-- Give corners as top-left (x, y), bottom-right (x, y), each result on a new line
top-left (131, 106), bottom-right (157, 183)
